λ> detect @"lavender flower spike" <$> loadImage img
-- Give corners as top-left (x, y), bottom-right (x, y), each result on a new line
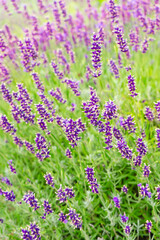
top-left (145, 220), bottom-right (152, 233)
top-left (113, 196), bottom-right (120, 208)
top-left (145, 107), bottom-right (154, 121)
top-left (154, 101), bottom-right (160, 121)
top-left (85, 167), bottom-right (99, 193)
top-left (102, 100), bottom-right (117, 120)
top-left (156, 129), bottom-right (160, 148)
top-left (127, 75), bottom-right (138, 97)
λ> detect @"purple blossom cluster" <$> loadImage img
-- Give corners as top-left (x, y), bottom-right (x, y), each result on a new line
top-left (120, 213), bottom-right (129, 223)
top-left (136, 138), bottom-right (147, 156)
top-left (145, 107), bottom-right (154, 121)
top-left (35, 133), bottom-right (50, 161)
top-left (44, 173), bottom-right (54, 188)
top-left (133, 155), bottom-right (142, 167)
top-left (65, 148), bottom-right (72, 158)
top-left (113, 196), bottom-right (120, 208)
top-left (109, 60), bottom-right (119, 78)
top-left (56, 116), bottom-right (86, 147)
top-left (23, 192), bottom-right (40, 211)
top-left (155, 186), bottom-right (160, 200)
top-left (51, 60), bottom-right (64, 79)
top-left (155, 101), bottom-right (160, 121)
top-left (1, 177), bottom-right (12, 186)
top-left (145, 220), bottom-right (152, 233)
top-left (8, 160), bottom-right (16, 174)
top-left (32, 73), bottom-right (45, 93)
top-left (49, 88), bottom-right (66, 104)
top-left (56, 186), bottom-right (75, 203)
top-left (122, 115), bottom-right (136, 133)
top-left (21, 222), bottom-right (41, 240)
top-left (113, 127), bottom-right (123, 140)
top-left (156, 129), bottom-right (160, 148)
top-left (117, 139), bottom-right (132, 160)
top-left (1, 189), bottom-right (16, 201)
top-left (124, 225), bottom-right (131, 235)
top-left (0, 115), bottom-right (16, 135)
top-left (102, 100), bottom-right (117, 120)
top-left (24, 141), bottom-right (35, 154)
top-left (137, 183), bottom-right (151, 198)
top-left (127, 75), bottom-right (138, 97)
top-left (114, 27), bottom-right (129, 54)
top-left (41, 200), bottom-right (53, 219)
top-left (59, 212), bottom-right (68, 223)
top-left (143, 164), bottom-right (151, 177)
top-left (62, 79), bottom-right (80, 96)
top-left (91, 31), bottom-right (102, 78)
top-left (85, 167), bottom-right (99, 193)
top-left (122, 185), bottom-right (128, 194)
top-left (68, 209), bottom-right (82, 229)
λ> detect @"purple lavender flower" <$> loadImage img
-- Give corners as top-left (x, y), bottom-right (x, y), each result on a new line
top-left (120, 213), bottom-right (129, 223)
top-left (122, 185), bottom-right (128, 194)
top-left (3, 190), bottom-right (16, 201)
top-left (66, 148), bottom-right (72, 158)
top-left (136, 138), bottom-right (147, 156)
top-left (35, 133), bottom-right (50, 161)
top-left (68, 209), bottom-right (82, 229)
top-left (122, 115), bottom-right (136, 133)
top-left (127, 75), bottom-right (138, 97)
top-left (44, 173), bottom-right (54, 188)
top-left (113, 197), bottom-right (120, 208)
top-left (114, 27), bottom-right (129, 53)
top-left (24, 141), bottom-right (35, 154)
top-left (23, 192), bottom-right (40, 211)
top-left (156, 129), bottom-right (160, 148)
top-left (65, 187), bottom-right (75, 199)
top-left (145, 107), bottom-right (154, 121)
top-left (13, 136), bottom-right (23, 147)
top-left (143, 164), bottom-right (151, 177)
top-left (133, 155), bottom-right (142, 167)
top-left (41, 200), bottom-right (53, 219)
top-left (155, 101), bottom-right (160, 121)
top-left (141, 129), bottom-right (146, 139)
top-left (145, 220), bottom-right (152, 233)
top-left (142, 39), bottom-right (149, 53)
top-left (62, 79), bottom-right (80, 96)
top-left (117, 139), bottom-right (132, 160)
top-left (104, 122), bottom-right (113, 150)
top-left (124, 225), bottom-right (131, 235)
top-left (51, 61), bottom-right (64, 79)
top-left (109, 0), bottom-right (118, 22)
top-left (1, 177), bottom-right (12, 186)
top-left (137, 183), bottom-right (151, 198)
top-left (56, 186), bottom-right (67, 203)
top-left (109, 60), bottom-right (119, 78)
top-left (82, 87), bottom-right (100, 126)
top-left (155, 186), bottom-right (160, 200)
top-left (85, 167), bottom-right (99, 193)
top-left (91, 31), bottom-right (102, 77)
top-left (8, 160), bottom-right (16, 174)
top-left (59, 0), bottom-right (67, 18)
top-left (0, 219), bottom-right (3, 223)
top-left (49, 88), bottom-right (66, 104)
top-left (0, 115), bottom-right (16, 135)
top-left (38, 118), bottom-right (48, 132)
top-left (113, 127), bottom-right (123, 140)
top-left (32, 73), bottom-right (44, 93)
top-left (53, 1), bottom-right (61, 29)
top-left (59, 212), bottom-right (68, 223)
top-left (30, 223), bottom-right (41, 240)
top-left (21, 228), bottom-right (32, 240)
top-left (102, 100), bottom-right (117, 120)
top-left (1, 84), bottom-right (13, 104)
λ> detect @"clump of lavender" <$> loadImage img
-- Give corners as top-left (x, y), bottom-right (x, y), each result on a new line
top-left (127, 75), bottom-right (138, 97)
top-left (66, 148), bottom-right (72, 158)
top-left (32, 73), bottom-right (44, 93)
top-left (59, 212), bottom-right (68, 223)
top-left (120, 213), bottom-right (129, 223)
top-left (109, 0), bottom-right (118, 23)
top-left (24, 141), bottom-right (35, 154)
top-left (113, 197), bottom-right (120, 208)
top-left (156, 129), bottom-right (160, 148)
top-left (122, 115), bottom-right (136, 133)
top-left (68, 209), bottom-right (82, 229)
top-left (104, 122), bottom-right (113, 150)
top-left (49, 88), bottom-right (66, 104)
top-left (113, 127), bottom-right (123, 140)
top-left (35, 133), bottom-right (50, 161)
top-left (62, 79), bottom-right (80, 96)
top-left (142, 39), bottom-right (149, 53)
top-left (13, 136), bottom-right (24, 147)
top-left (44, 173), bottom-right (54, 188)
top-left (23, 192), bottom-right (40, 211)
top-left (102, 100), bottom-right (117, 120)
top-left (51, 60), bottom-right (64, 79)
top-left (145, 220), bottom-right (152, 233)
top-left (114, 27), bottom-right (129, 53)
top-left (117, 139), bottom-right (132, 160)
top-left (3, 190), bottom-right (16, 201)
top-left (155, 186), bottom-right (160, 200)
top-left (133, 155), bottom-right (142, 167)
top-left (21, 222), bottom-right (41, 240)
top-left (137, 183), bottom-right (151, 198)
top-left (1, 84), bottom-right (13, 104)
top-left (154, 101), bottom-right (160, 121)
top-left (143, 164), bottom-right (151, 177)
top-left (124, 225), bottom-right (131, 235)
top-left (136, 138), bottom-right (147, 156)
top-left (109, 60), bottom-right (119, 78)
top-left (1, 177), bottom-right (12, 186)
top-left (0, 115), bottom-right (16, 135)
top-left (91, 31), bottom-right (102, 77)
top-left (122, 185), bottom-right (128, 194)
top-left (145, 107), bottom-right (154, 121)
top-left (70, 103), bottom-right (76, 112)
top-left (36, 104), bottom-right (53, 122)
top-left (85, 167), bottom-right (99, 193)
top-left (56, 186), bottom-right (75, 203)
top-left (41, 200), bottom-right (53, 219)
top-left (82, 87), bottom-right (100, 126)
top-left (8, 160), bottom-right (16, 174)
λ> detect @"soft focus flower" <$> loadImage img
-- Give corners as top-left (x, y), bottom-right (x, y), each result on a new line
top-left (127, 75), bottom-right (138, 97)
top-left (117, 139), bottom-right (132, 160)
top-left (91, 31), bottom-right (102, 77)
top-left (113, 127), bottom-right (123, 140)
top-left (68, 209), bottom-right (82, 229)
top-left (124, 225), bottom-right (131, 235)
top-left (122, 115), bottom-right (136, 133)
top-left (145, 220), bottom-right (152, 233)
top-left (155, 101), bottom-right (160, 121)
top-left (143, 164), bottom-right (151, 177)
top-left (113, 196), bottom-right (120, 208)
top-left (136, 138), bottom-right (147, 156)
top-left (120, 213), bottom-right (129, 223)
top-left (156, 128), bottom-right (160, 148)
top-left (44, 173), bottom-right (54, 188)
top-left (62, 79), bottom-right (80, 96)
top-left (137, 183), bottom-right (151, 198)
top-left (85, 167), bottom-right (99, 193)
top-left (59, 212), bottom-right (68, 223)
top-left (23, 192), bottom-right (40, 211)
top-left (122, 185), bottom-right (128, 194)
top-left (1, 177), bottom-right (12, 186)
top-left (155, 186), bottom-right (160, 200)
top-left (41, 200), bottom-right (53, 219)
top-left (145, 107), bottom-right (154, 121)
top-left (133, 155), bottom-right (142, 167)
top-left (102, 100), bottom-right (117, 120)
top-left (8, 160), bottom-right (16, 174)
top-left (109, 60), bottom-right (119, 78)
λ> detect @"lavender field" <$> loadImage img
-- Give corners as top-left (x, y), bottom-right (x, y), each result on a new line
top-left (0, 0), bottom-right (160, 239)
